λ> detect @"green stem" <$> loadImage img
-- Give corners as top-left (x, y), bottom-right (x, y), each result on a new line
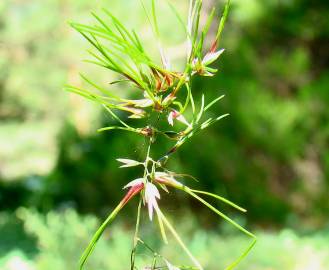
top-left (225, 238), bottom-right (257, 270)
top-left (181, 187), bottom-right (257, 270)
top-left (183, 187), bottom-right (254, 237)
top-left (189, 189), bottom-right (246, 212)
top-left (130, 135), bottom-right (155, 269)
top-left (158, 209), bottom-right (203, 270)
top-left (79, 202), bottom-right (123, 270)
top-left (151, 255), bottom-right (157, 270)
top-left (131, 198), bottom-right (142, 270)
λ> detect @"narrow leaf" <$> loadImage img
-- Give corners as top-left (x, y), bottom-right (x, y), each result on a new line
top-left (190, 189), bottom-right (246, 212)
top-left (196, 94), bottom-right (205, 123)
top-left (216, 0), bottom-right (231, 43)
top-left (204, 95), bottom-right (225, 111)
top-left (159, 209), bottom-right (203, 270)
top-left (157, 213), bottom-right (168, 244)
top-left (79, 203), bottom-right (123, 269)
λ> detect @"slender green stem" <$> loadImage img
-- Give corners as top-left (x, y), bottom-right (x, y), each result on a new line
top-left (189, 189), bottom-right (246, 212)
top-left (183, 187), bottom-right (254, 237)
top-left (181, 186), bottom-right (257, 270)
top-left (131, 198), bottom-right (143, 270)
top-left (102, 105), bottom-right (132, 128)
top-left (151, 255), bottom-right (157, 269)
top-left (97, 126), bottom-right (142, 135)
top-left (225, 238), bottom-right (257, 270)
top-left (79, 202), bottom-right (123, 269)
top-left (216, 0), bottom-right (231, 43)
top-left (130, 135), bottom-right (155, 269)
top-left (158, 209), bottom-right (203, 270)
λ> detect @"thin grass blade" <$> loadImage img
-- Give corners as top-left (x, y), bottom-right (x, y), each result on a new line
top-left (79, 203), bottom-right (123, 269)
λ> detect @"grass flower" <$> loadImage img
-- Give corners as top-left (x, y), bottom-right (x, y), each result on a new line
top-left (192, 48), bottom-right (225, 77)
top-left (154, 172), bottom-right (183, 189)
top-left (203, 48), bottom-right (225, 66)
top-left (121, 179), bottom-right (144, 207)
top-left (117, 158), bottom-right (142, 168)
top-left (144, 182), bottom-right (160, 221)
top-left (168, 110), bottom-right (190, 127)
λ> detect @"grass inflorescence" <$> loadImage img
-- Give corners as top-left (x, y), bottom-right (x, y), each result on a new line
top-left (66, 1), bottom-right (256, 269)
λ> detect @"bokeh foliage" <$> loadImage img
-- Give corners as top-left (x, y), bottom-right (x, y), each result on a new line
top-left (1, 208), bottom-right (329, 270)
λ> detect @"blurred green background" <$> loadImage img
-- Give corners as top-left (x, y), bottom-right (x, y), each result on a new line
top-left (1, 0), bottom-right (329, 269)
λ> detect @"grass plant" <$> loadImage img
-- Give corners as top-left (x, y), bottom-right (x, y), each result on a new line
top-left (66, 1), bottom-right (256, 269)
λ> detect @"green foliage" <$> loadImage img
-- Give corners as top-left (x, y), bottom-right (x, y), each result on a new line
top-left (17, 208), bottom-right (133, 270)
top-left (1, 209), bottom-right (329, 270)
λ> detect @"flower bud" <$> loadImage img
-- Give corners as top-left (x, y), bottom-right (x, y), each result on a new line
top-left (154, 172), bottom-right (183, 189)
